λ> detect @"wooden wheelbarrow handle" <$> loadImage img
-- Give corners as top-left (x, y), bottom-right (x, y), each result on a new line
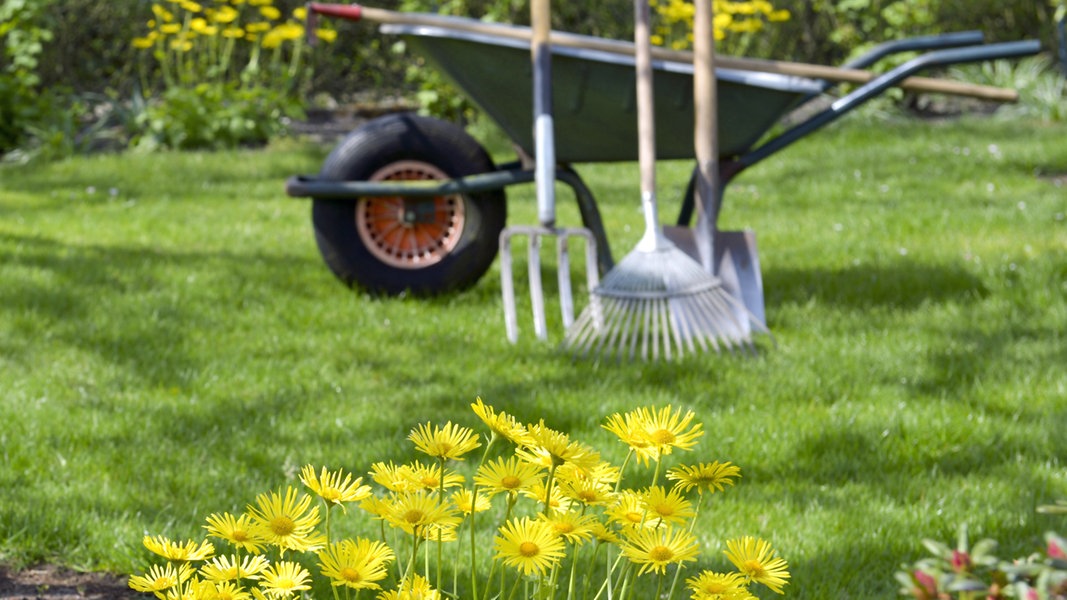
top-left (307, 2), bottom-right (1020, 103)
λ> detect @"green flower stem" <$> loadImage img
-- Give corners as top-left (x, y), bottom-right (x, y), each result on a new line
top-left (666, 495), bottom-right (706, 600)
top-left (590, 552), bottom-right (627, 600)
top-left (566, 544), bottom-right (580, 600)
top-left (469, 483), bottom-right (481, 600)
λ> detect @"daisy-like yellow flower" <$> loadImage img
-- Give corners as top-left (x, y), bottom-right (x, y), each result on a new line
top-left (246, 486), bottom-right (322, 555)
top-left (723, 536), bottom-right (790, 594)
top-left (408, 421), bottom-right (481, 461)
top-left (537, 511), bottom-right (595, 545)
top-left (258, 5), bottom-right (280, 19)
top-left (317, 538), bottom-right (395, 590)
top-left (641, 485), bottom-right (695, 527)
top-left (520, 481), bottom-right (573, 514)
top-left (556, 474), bottom-right (616, 507)
top-left (314, 27), bottom-right (338, 43)
top-left (450, 489), bottom-right (491, 515)
top-left (377, 574), bottom-right (440, 600)
top-left (470, 398), bottom-right (534, 446)
top-left (381, 490), bottom-right (462, 538)
top-left (667, 461), bottom-right (741, 495)
top-left (589, 521), bottom-right (621, 545)
top-left (619, 526), bottom-right (700, 575)
top-left (604, 405), bottom-right (704, 464)
top-left (686, 570), bottom-right (755, 600)
top-left (300, 465), bottom-right (372, 508)
top-left (405, 461), bottom-right (465, 491)
top-left (606, 490), bottom-right (656, 529)
top-left (199, 580), bottom-right (252, 600)
top-left (199, 553), bottom-right (269, 582)
top-left (493, 517), bottom-right (566, 576)
top-left (359, 494), bottom-right (392, 519)
top-left (370, 461), bottom-right (417, 493)
top-left (517, 420), bottom-right (598, 470)
top-left (259, 561), bottom-right (311, 598)
top-left (143, 535), bottom-right (215, 562)
top-left (474, 456), bottom-right (543, 497)
top-left (204, 512), bottom-right (267, 553)
top-left (128, 562), bottom-right (192, 595)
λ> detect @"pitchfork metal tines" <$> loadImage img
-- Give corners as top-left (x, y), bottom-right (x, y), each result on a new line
top-left (500, 226), bottom-right (599, 343)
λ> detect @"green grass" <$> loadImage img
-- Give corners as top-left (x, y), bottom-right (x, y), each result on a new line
top-left (1, 115), bottom-right (1065, 598)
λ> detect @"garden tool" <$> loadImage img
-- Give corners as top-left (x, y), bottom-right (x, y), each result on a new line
top-left (499, 0), bottom-right (599, 343)
top-left (662, 0), bottom-right (770, 337)
top-left (562, 0), bottom-right (752, 361)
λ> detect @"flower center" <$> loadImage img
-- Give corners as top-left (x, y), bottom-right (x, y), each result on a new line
top-left (270, 516), bottom-right (296, 536)
top-left (436, 442), bottom-right (453, 455)
top-left (420, 477), bottom-right (439, 488)
top-left (518, 542), bottom-right (540, 557)
top-left (231, 530), bottom-right (249, 542)
top-left (501, 475), bottom-right (522, 489)
top-left (650, 429), bottom-right (676, 445)
top-left (625, 511), bottom-right (643, 524)
top-left (743, 560), bottom-right (766, 578)
top-left (341, 567), bottom-right (362, 582)
top-left (151, 577), bottom-right (173, 589)
top-left (649, 546), bottom-right (674, 562)
top-left (655, 504), bottom-right (674, 516)
top-left (277, 578), bottom-right (295, 590)
top-left (578, 490), bottom-right (597, 502)
top-left (553, 522), bottom-right (575, 534)
top-left (322, 488), bottom-right (342, 502)
top-left (404, 509), bottom-right (425, 524)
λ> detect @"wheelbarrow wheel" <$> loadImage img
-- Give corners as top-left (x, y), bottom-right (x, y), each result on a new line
top-left (311, 113), bottom-right (506, 296)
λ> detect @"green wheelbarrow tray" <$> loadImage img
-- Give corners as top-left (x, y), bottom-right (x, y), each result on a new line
top-left (386, 22), bottom-right (822, 163)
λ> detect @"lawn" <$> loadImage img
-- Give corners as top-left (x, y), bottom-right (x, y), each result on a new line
top-left (0, 113), bottom-right (1065, 599)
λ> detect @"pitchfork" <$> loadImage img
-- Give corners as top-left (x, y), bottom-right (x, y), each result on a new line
top-left (499, 0), bottom-right (599, 343)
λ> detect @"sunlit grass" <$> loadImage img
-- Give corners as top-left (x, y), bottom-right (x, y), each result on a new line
top-left (0, 116), bottom-right (1064, 598)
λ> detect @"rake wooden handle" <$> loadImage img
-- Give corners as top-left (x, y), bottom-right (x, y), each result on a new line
top-left (307, 3), bottom-right (1020, 103)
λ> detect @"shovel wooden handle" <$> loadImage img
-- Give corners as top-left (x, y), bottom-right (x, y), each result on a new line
top-left (308, 3), bottom-right (1020, 103)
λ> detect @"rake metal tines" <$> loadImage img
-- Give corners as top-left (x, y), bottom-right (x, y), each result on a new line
top-left (561, 246), bottom-right (762, 361)
top-left (500, 225), bottom-right (599, 343)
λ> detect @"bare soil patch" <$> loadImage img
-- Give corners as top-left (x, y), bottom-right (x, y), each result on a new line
top-left (0, 565), bottom-right (138, 600)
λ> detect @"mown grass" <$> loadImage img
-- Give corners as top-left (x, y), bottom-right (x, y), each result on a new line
top-left (0, 114), bottom-right (1065, 598)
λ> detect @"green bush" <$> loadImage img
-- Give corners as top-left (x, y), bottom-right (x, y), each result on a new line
top-left (0, 0), bottom-right (54, 153)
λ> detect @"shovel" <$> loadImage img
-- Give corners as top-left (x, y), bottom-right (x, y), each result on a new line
top-left (664, 0), bottom-right (766, 335)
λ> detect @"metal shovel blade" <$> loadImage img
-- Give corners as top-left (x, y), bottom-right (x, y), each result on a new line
top-left (663, 225), bottom-right (764, 336)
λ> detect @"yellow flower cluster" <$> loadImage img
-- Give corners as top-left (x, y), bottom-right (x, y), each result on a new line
top-left (650, 0), bottom-right (790, 50)
top-left (130, 400), bottom-right (789, 600)
top-left (133, 0), bottom-right (336, 52)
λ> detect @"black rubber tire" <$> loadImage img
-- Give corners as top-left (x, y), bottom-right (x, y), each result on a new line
top-left (311, 113), bottom-right (507, 296)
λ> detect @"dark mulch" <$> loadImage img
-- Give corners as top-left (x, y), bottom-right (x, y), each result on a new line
top-left (0, 565), bottom-right (139, 600)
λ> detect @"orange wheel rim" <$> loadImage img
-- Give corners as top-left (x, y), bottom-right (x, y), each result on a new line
top-left (356, 160), bottom-right (466, 270)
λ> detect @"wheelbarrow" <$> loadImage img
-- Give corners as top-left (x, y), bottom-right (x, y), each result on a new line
top-left (286, 4), bottom-right (1040, 328)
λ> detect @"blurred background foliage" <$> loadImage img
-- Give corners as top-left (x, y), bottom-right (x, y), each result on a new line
top-left (1, 0), bottom-right (1065, 159)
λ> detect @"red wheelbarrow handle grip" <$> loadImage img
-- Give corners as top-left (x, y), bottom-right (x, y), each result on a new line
top-left (308, 3), bottom-right (365, 21)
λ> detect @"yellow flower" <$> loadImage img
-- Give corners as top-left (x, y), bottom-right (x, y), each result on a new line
top-left (128, 563), bottom-right (192, 595)
top-left (604, 405), bottom-right (703, 464)
top-left (470, 397), bottom-right (534, 446)
top-left (132, 35), bottom-right (156, 49)
top-left (244, 21), bottom-right (271, 33)
top-left (142, 535), bottom-right (215, 562)
top-left (450, 489), bottom-right (491, 515)
top-left (520, 481), bottom-right (573, 514)
top-left (687, 570), bottom-right (755, 600)
top-left (537, 511), bottom-right (595, 545)
top-left (381, 490), bottom-right (462, 538)
top-left (606, 490), bottom-right (656, 529)
top-left (246, 486), bottom-right (323, 555)
top-left (408, 421), bottom-right (480, 461)
top-left (151, 4), bottom-right (174, 22)
top-left (259, 6), bottom-right (280, 20)
top-left (588, 521), bottom-right (621, 545)
top-left (221, 26), bottom-right (245, 38)
top-left (369, 461), bottom-right (417, 493)
top-left (160, 23), bottom-right (183, 34)
top-left (300, 464), bottom-right (372, 508)
top-left (641, 485), bottom-right (696, 527)
top-left (317, 538), bottom-right (395, 590)
top-left (199, 553), bottom-right (269, 582)
top-left (181, 1), bottom-right (202, 12)
top-left (377, 574), bottom-right (440, 600)
top-left (259, 561), bottom-right (312, 598)
top-left (517, 419), bottom-right (598, 470)
top-left (200, 581), bottom-right (252, 600)
top-left (212, 5), bottom-right (239, 23)
top-left (723, 536), bottom-right (790, 594)
top-left (493, 517), bottom-right (566, 576)
top-left (190, 18), bottom-right (217, 35)
top-left (474, 456), bottom-right (543, 497)
top-left (292, 6), bottom-right (307, 20)
top-left (667, 461), bottom-right (741, 495)
top-left (619, 526), bottom-right (700, 575)
top-left (314, 28), bottom-right (338, 43)
top-left (405, 460), bottom-right (465, 491)
top-left (203, 512), bottom-right (267, 553)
